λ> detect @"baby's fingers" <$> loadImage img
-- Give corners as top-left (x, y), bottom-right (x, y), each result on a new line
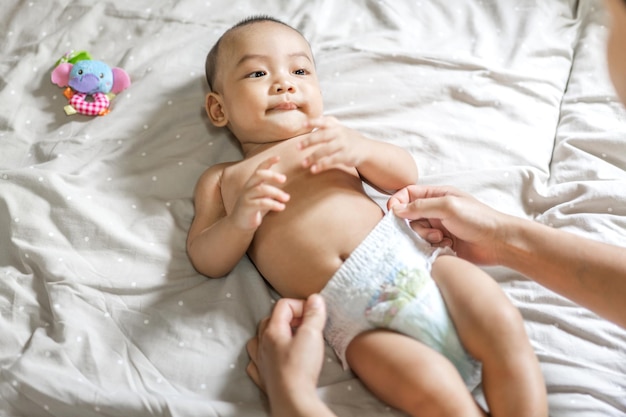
top-left (254, 185), bottom-right (291, 205)
top-left (298, 117), bottom-right (339, 149)
top-left (247, 168), bottom-right (287, 188)
top-left (257, 155), bottom-right (282, 170)
top-left (303, 150), bottom-right (343, 174)
top-left (305, 116), bottom-right (335, 131)
top-left (242, 180), bottom-right (291, 209)
top-left (235, 185), bottom-right (289, 229)
top-left (246, 157), bottom-right (286, 188)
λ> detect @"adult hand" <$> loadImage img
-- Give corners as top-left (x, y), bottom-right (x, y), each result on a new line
top-left (388, 184), bottom-right (504, 265)
top-left (247, 294), bottom-right (330, 417)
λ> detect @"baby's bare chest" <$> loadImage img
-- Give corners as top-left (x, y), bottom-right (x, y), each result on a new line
top-left (220, 142), bottom-right (336, 214)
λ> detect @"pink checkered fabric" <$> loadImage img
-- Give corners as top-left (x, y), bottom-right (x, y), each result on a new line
top-left (69, 92), bottom-right (110, 116)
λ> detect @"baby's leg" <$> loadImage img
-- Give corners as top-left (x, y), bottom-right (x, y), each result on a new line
top-left (346, 329), bottom-right (486, 417)
top-left (430, 255), bottom-right (548, 417)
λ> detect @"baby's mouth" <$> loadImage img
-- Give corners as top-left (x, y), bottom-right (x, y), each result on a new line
top-left (271, 102), bottom-right (299, 111)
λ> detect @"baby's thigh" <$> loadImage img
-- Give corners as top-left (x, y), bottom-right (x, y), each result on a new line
top-left (431, 255), bottom-right (528, 358)
top-left (345, 329), bottom-right (481, 417)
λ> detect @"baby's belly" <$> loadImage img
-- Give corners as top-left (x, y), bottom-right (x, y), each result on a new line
top-left (249, 193), bottom-right (385, 299)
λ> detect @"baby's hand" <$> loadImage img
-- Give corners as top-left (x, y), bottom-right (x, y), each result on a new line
top-left (232, 156), bottom-right (290, 229)
top-left (298, 116), bottom-right (367, 174)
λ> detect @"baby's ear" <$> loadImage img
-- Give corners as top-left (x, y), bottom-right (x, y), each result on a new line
top-left (205, 92), bottom-right (228, 127)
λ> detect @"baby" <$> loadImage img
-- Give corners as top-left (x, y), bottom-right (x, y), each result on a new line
top-left (188, 16), bottom-right (547, 417)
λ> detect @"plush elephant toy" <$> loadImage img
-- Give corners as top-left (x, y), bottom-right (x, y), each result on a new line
top-left (51, 54), bottom-right (131, 116)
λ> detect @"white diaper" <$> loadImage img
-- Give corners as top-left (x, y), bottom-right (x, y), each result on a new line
top-left (320, 211), bottom-right (481, 389)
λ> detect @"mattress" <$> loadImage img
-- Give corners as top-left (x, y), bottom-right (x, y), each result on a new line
top-left (1, 1), bottom-right (625, 416)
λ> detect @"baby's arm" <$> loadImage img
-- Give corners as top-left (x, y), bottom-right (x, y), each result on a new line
top-left (187, 157), bottom-right (289, 278)
top-left (299, 117), bottom-right (418, 192)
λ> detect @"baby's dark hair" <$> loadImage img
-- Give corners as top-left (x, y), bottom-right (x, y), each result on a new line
top-left (205, 15), bottom-right (301, 91)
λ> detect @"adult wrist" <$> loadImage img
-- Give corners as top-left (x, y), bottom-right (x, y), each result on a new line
top-left (269, 382), bottom-right (331, 417)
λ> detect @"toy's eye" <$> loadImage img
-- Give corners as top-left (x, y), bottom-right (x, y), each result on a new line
top-left (78, 69), bottom-right (83, 75)
top-left (99, 73), bottom-right (104, 79)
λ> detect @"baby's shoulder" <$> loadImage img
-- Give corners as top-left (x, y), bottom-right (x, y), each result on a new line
top-left (198, 161), bottom-right (232, 182)
top-left (203, 157), bottom-right (260, 191)
top-left (193, 161), bottom-right (237, 195)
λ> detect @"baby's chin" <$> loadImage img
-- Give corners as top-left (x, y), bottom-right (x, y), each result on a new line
top-left (273, 119), bottom-right (314, 140)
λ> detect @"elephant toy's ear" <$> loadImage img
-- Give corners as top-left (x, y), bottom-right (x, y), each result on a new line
top-left (110, 68), bottom-right (131, 94)
top-left (51, 63), bottom-right (73, 87)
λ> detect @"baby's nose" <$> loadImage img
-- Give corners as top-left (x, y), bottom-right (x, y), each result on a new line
top-left (273, 79), bottom-right (295, 94)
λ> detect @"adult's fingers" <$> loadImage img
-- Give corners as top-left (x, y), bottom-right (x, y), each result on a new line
top-left (388, 184), bottom-right (465, 211)
top-left (268, 298), bottom-right (307, 328)
top-left (245, 361), bottom-right (263, 390)
top-left (392, 194), bottom-right (457, 221)
top-left (299, 294), bottom-right (327, 333)
top-left (245, 336), bottom-right (264, 390)
top-left (407, 219), bottom-right (444, 243)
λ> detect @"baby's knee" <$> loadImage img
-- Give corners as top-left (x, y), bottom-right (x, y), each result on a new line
top-left (492, 299), bottom-right (526, 335)
top-left (399, 374), bottom-right (481, 417)
top-left (480, 300), bottom-right (530, 357)
top-left (346, 331), bottom-right (480, 417)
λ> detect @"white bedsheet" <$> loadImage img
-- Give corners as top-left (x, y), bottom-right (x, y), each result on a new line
top-left (1, 1), bottom-right (625, 416)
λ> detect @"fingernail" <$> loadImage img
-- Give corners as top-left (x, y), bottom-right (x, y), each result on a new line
top-left (309, 294), bottom-right (322, 309)
top-left (427, 232), bottom-right (441, 242)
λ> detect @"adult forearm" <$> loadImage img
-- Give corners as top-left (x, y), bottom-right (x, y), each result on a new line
top-left (499, 216), bottom-right (626, 328)
top-left (270, 390), bottom-right (336, 417)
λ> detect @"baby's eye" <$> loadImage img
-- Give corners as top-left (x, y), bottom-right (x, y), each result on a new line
top-left (247, 71), bottom-right (266, 78)
top-left (293, 68), bottom-right (308, 75)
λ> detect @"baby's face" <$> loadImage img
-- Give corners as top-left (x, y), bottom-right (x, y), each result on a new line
top-left (212, 21), bottom-right (324, 145)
